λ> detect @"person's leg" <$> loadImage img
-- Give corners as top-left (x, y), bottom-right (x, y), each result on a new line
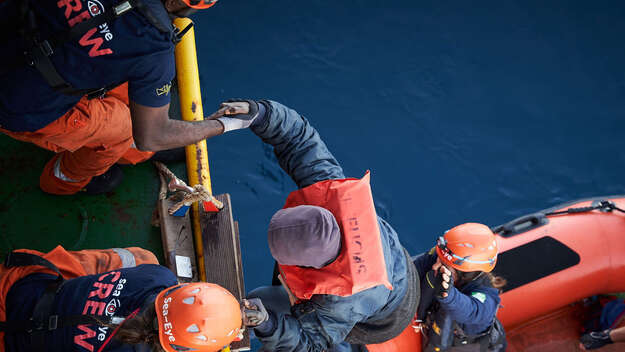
top-left (2, 83), bottom-right (153, 194)
top-left (38, 93), bottom-right (135, 194)
top-left (610, 326), bottom-right (625, 343)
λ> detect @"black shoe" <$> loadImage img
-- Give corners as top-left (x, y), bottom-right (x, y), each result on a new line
top-left (83, 165), bottom-right (124, 195)
top-left (151, 147), bottom-right (186, 163)
top-left (580, 329), bottom-right (613, 350)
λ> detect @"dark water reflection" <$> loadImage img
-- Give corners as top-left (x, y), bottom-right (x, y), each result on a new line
top-left (192, 0), bottom-right (625, 321)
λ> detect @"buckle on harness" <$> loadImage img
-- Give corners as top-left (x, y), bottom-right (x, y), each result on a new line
top-left (39, 40), bottom-right (54, 57)
top-left (114, 1), bottom-right (133, 16)
top-left (24, 40), bottom-right (54, 67)
top-left (48, 315), bottom-right (58, 331)
top-left (86, 87), bottom-right (108, 100)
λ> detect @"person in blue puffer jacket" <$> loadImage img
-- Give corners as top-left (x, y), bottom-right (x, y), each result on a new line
top-left (211, 100), bottom-right (420, 352)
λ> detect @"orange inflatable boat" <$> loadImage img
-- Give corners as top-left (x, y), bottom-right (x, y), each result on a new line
top-left (495, 195), bottom-right (625, 351)
top-left (368, 195), bottom-right (625, 352)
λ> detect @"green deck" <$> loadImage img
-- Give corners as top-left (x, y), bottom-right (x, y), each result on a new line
top-left (0, 134), bottom-right (182, 261)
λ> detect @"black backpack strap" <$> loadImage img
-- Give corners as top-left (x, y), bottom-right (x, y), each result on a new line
top-left (5, 251), bottom-right (64, 279)
top-left (23, 0), bottom-right (139, 98)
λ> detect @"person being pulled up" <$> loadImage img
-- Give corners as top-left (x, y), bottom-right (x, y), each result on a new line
top-left (0, 0), bottom-right (238, 195)
top-left (413, 223), bottom-right (507, 352)
top-left (208, 99), bottom-right (420, 351)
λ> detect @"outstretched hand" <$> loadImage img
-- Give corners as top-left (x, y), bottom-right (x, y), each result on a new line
top-left (241, 298), bottom-right (269, 327)
top-left (207, 99), bottom-right (260, 133)
top-left (207, 101), bottom-right (251, 119)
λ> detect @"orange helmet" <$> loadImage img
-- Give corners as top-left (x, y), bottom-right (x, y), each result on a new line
top-left (155, 283), bottom-right (242, 352)
top-left (182, 0), bottom-right (218, 9)
top-left (435, 223), bottom-right (498, 273)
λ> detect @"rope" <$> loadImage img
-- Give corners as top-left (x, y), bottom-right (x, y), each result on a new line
top-left (154, 161), bottom-right (178, 181)
top-left (168, 184), bottom-right (223, 215)
top-left (153, 161), bottom-right (223, 214)
top-left (545, 200), bottom-right (625, 217)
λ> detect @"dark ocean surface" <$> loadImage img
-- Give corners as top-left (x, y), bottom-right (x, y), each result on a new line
top-left (191, 1), bottom-right (624, 348)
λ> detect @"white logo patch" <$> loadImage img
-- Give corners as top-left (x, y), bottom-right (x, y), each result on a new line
top-left (471, 292), bottom-right (487, 303)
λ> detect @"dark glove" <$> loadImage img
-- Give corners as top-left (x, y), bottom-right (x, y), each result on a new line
top-left (433, 266), bottom-right (453, 299)
top-left (216, 99), bottom-right (260, 132)
top-left (580, 330), bottom-right (613, 350)
top-left (242, 298), bottom-right (269, 327)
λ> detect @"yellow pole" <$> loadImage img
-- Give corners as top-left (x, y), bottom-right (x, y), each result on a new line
top-left (174, 17), bottom-right (211, 282)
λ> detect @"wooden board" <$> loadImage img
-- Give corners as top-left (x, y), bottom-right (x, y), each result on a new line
top-left (200, 193), bottom-right (250, 351)
top-left (158, 197), bottom-right (198, 282)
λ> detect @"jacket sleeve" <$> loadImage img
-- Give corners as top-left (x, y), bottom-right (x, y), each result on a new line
top-left (255, 295), bottom-right (368, 351)
top-left (250, 100), bottom-right (345, 188)
top-left (412, 249), bottom-right (438, 277)
top-left (436, 285), bottom-right (500, 335)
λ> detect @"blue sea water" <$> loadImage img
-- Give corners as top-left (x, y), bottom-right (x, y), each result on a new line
top-left (191, 1), bottom-right (625, 347)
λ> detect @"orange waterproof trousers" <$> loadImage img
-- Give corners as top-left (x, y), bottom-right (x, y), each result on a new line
top-left (0, 245), bottom-right (159, 351)
top-left (0, 83), bottom-right (154, 195)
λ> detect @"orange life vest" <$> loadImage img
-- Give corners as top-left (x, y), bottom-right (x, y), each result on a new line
top-left (278, 171), bottom-right (393, 300)
top-left (0, 245), bottom-right (158, 351)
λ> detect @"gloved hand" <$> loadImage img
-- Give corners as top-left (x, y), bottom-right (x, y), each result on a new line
top-left (209, 99), bottom-right (260, 133)
top-left (430, 265), bottom-right (453, 299)
top-left (580, 329), bottom-right (613, 350)
top-left (241, 298), bottom-right (269, 327)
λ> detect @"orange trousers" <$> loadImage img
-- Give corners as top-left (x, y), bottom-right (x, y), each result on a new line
top-left (0, 83), bottom-right (154, 194)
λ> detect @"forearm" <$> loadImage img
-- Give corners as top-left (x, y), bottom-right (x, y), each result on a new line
top-left (611, 326), bottom-right (625, 343)
top-left (251, 101), bottom-right (345, 188)
top-left (136, 119), bottom-right (224, 151)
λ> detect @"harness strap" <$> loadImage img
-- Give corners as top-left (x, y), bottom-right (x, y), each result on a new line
top-left (5, 251), bottom-right (64, 279)
top-left (23, 0), bottom-right (140, 98)
top-left (12, 0), bottom-right (175, 98)
top-left (30, 279), bottom-right (65, 350)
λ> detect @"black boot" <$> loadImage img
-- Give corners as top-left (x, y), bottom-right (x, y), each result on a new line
top-left (83, 165), bottom-right (124, 195)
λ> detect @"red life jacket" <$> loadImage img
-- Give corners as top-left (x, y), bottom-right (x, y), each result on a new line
top-left (278, 171), bottom-right (393, 300)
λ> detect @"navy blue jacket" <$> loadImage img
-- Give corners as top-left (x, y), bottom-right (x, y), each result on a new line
top-left (0, 0), bottom-right (175, 132)
top-left (413, 249), bottom-right (500, 335)
top-left (249, 101), bottom-right (409, 351)
top-left (4, 264), bottom-right (177, 351)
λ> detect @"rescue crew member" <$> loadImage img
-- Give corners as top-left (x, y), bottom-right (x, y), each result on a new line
top-left (209, 100), bottom-right (420, 351)
top-left (413, 223), bottom-right (507, 351)
top-left (0, 0), bottom-right (249, 195)
top-left (0, 246), bottom-right (255, 352)
top-left (580, 298), bottom-right (625, 350)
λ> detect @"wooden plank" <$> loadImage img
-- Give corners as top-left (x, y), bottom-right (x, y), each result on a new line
top-left (200, 194), bottom-right (250, 351)
top-left (158, 197), bottom-right (198, 282)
